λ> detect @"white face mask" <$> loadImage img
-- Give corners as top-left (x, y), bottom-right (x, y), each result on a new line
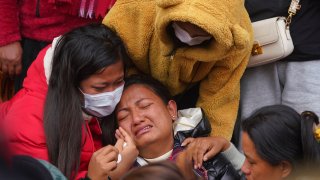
top-left (81, 84), bottom-right (124, 118)
top-left (172, 22), bottom-right (211, 46)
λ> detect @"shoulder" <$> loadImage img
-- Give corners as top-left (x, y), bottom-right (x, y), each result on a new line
top-left (203, 153), bottom-right (241, 179)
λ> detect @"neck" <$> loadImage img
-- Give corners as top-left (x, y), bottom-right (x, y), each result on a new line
top-left (139, 136), bottom-right (174, 159)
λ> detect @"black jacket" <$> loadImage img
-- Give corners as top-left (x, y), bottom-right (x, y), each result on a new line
top-left (245, 0), bottom-right (320, 62)
top-left (174, 109), bottom-right (240, 180)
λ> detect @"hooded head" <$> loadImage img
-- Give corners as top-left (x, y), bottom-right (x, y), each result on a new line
top-left (154, 0), bottom-right (252, 61)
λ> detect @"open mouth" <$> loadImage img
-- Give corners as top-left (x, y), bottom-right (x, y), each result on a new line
top-left (135, 125), bottom-right (152, 137)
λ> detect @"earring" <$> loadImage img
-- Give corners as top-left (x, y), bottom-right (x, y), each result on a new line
top-left (172, 115), bottom-right (176, 120)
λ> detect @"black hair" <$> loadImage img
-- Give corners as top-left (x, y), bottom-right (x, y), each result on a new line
top-left (241, 105), bottom-right (303, 167)
top-left (300, 111), bottom-right (320, 166)
top-left (123, 74), bottom-right (173, 105)
top-left (44, 23), bottom-right (129, 179)
top-left (121, 161), bottom-right (185, 180)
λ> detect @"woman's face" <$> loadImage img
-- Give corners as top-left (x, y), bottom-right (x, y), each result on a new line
top-left (241, 132), bottom-right (289, 180)
top-left (116, 84), bottom-right (177, 158)
top-left (80, 60), bottom-right (124, 94)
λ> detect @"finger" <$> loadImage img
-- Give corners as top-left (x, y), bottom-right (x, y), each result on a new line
top-left (115, 132), bottom-right (121, 140)
top-left (14, 63), bottom-right (22, 75)
top-left (102, 161), bottom-right (117, 172)
top-left (203, 146), bottom-right (221, 161)
top-left (7, 64), bottom-right (15, 77)
top-left (115, 129), bottom-right (125, 140)
top-left (195, 145), bottom-right (208, 168)
top-left (187, 139), bottom-right (207, 168)
top-left (114, 138), bottom-right (125, 151)
top-left (185, 142), bottom-right (200, 169)
top-left (181, 137), bottom-right (195, 147)
top-left (95, 145), bottom-right (118, 157)
top-left (189, 142), bottom-right (203, 168)
top-left (1, 63), bottom-right (8, 75)
top-left (100, 150), bottom-right (118, 163)
top-left (119, 127), bottom-right (134, 145)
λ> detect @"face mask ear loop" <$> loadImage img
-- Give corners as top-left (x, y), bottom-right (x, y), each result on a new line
top-left (78, 88), bottom-right (87, 109)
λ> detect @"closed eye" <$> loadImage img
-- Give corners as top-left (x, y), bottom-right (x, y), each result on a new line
top-left (93, 86), bottom-right (106, 92)
top-left (115, 79), bottom-right (125, 85)
top-left (117, 111), bottom-right (129, 121)
top-left (140, 103), bottom-right (152, 109)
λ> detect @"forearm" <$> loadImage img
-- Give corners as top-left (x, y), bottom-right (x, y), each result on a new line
top-left (197, 86), bottom-right (240, 140)
top-left (221, 143), bottom-right (245, 172)
top-left (197, 50), bottom-right (250, 139)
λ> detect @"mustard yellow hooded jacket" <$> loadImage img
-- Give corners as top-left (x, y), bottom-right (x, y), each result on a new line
top-left (103, 0), bottom-right (253, 140)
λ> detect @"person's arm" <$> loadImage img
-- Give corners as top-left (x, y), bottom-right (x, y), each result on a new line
top-left (181, 137), bottom-right (230, 169)
top-left (0, 0), bottom-right (22, 76)
top-left (220, 143), bottom-right (245, 172)
top-left (182, 137), bottom-right (244, 173)
top-left (197, 46), bottom-right (251, 140)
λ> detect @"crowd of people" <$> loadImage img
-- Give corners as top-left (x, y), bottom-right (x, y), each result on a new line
top-left (0, 0), bottom-right (319, 180)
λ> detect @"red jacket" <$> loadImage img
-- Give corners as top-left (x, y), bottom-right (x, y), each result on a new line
top-left (1, 46), bottom-right (103, 179)
top-left (0, 0), bottom-right (103, 46)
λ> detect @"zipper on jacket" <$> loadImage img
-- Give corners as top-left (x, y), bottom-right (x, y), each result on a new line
top-left (36, 0), bottom-right (40, 17)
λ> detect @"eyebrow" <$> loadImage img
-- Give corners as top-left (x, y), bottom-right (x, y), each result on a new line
top-left (94, 75), bottom-right (124, 86)
top-left (243, 152), bottom-right (254, 161)
top-left (117, 98), bottom-right (151, 113)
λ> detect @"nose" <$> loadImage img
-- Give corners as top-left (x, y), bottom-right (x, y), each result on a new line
top-left (241, 160), bottom-right (251, 176)
top-left (131, 108), bottom-right (144, 125)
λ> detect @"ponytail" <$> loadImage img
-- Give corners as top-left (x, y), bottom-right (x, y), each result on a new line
top-left (300, 111), bottom-right (320, 165)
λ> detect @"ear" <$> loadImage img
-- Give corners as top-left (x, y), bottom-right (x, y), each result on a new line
top-left (167, 100), bottom-right (178, 121)
top-left (231, 24), bottom-right (251, 49)
top-left (280, 161), bottom-right (292, 178)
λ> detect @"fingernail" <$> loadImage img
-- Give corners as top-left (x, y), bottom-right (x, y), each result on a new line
top-left (204, 157), bottom-right (207, 161)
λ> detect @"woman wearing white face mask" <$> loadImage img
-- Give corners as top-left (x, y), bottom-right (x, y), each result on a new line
top-left (0, 23), bottom-right (138, 180)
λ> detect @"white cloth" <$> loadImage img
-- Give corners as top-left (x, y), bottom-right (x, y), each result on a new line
top-left (173, 107), bottom-right (203, 135)
top-left (136, 149), bottom-right (173, 166)
top-left (44, 36), bottom-right (62, 84)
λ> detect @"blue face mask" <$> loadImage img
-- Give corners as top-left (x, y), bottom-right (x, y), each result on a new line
top-left (81, 85), bottom-right (124, 118)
